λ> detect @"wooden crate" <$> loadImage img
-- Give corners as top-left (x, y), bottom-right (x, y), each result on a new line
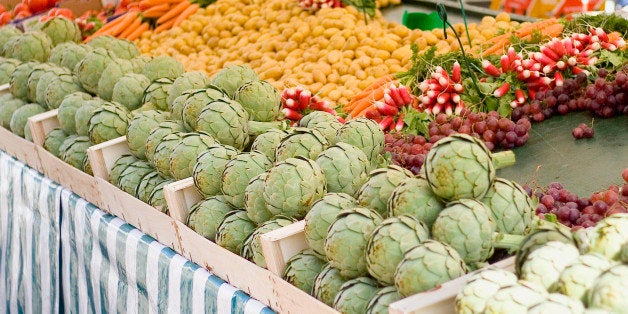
top-left (85, 136), bottom-right (130, 181)
top-left (259, 220), bottom-right (309, 276)
top-left (163, 177), bottom-right (203, 224)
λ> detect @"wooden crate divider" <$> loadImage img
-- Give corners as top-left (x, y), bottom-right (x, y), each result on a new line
top-left (163, 177), bottom-right (203, 224)
top-left (86, 136), bottom-right (130, 181)
top-left (28, 109), bottom-right (59, 146)
top-left (259, 220), bottom-right (309, 276)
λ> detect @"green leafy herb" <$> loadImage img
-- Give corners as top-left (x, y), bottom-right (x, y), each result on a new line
top-left (401, 108), bottom-right (431, 137)
top-left (342, 0), bottom-right (376, 21)
top-left (562, 13), bottom-right (628, 38)
top-left (395, 45), bottom-right (437, 91)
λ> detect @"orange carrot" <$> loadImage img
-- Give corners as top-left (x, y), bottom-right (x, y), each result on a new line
top-left (109, 12), bottom-right (138, 37)
top-left (156, 0), bottom-right (190, 25)
top-left (127, 22), bottom-right (150, 41)
top-left (154, 18), bottom-right (176, 33)
top-left (90, 13), bottom-right (126, 34)
top-left (515, 18), bottom-right (558, 37)
top-left (351, 75), bottom-right (393, 101)
top-left (173, 3), bottom-right (198, 27)
top-left (354, 104), bottom-right (376, 117)
top-left (142, 9), bottom-right (168, 18)
top-left (482, 38), bottom-right (509, 56)
top-left (143, 3), bottom-right (170, 14)
top-left (119, 16), bottom-right (142, 39)
top-left (349, 89), bottom-right (386, 117)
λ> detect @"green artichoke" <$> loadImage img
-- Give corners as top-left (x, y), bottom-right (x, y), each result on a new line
top-left (35, 68), bottom-right (71, 106)
top-left (75, 98), bottom-right (106, 137)
top-left (169, 132), bottom-right (217, 180)
top-left (87, 35), bottom-right (140, 60)
top-left (111, 73), bottom-right (151, 111)
top-left (211, 64), bottom-right (260, 98)
top-left (313, 264), bottom-right (348, 307)
top-left (520, 241), bottom-right (580, 291)
top-left (222, 151), bottom-right (273, 208)
top-left (109, 155), bottom-right (139, 186)
top-left (366, 215), bottom-right (430, 285)
top-left (586, 213), bottom-right (628, 260)
top-left (33, 17), bottom-right (81, 46)
top-left (455, 267), bottom-right (518, 314)
top-left (25, 63), bottom-right (54, 103)
top-left (144, 121), bottom-right (184, 166)
top-left (88, 102), bottom-right (132, 144)
top-left (388, 176), bottom-right (444, 229)
top-left (424, 134), bottom-right (516, 202)
top-left (181, 87), bottom-right (229, 131)
top-left (283, 249), bottom-right (327, 294)
top-left (556, 253), bottom-right (612, 304)
top-left (333, 277), bottom-right (381, 314)
top-left (10, 103), bottom-right (45, 137)
top-left (44, 73), bottom-right (84, 109)
top-left (117, 160), bottom-right (154, 196)
top-left (325, 207), bottom-right (383, 279)
top-left (241, 216), bottom-right (296, 267)
top-left (142, 56), bottom-right (184, 81)
top-left (74, 48), bottom-right (117, 95)
top-left (59, 135), bottom-right (92, 171)
top-left (187, 195), bottom-right (236, 241)
top-left (60, 43), bottom-right (92, 71)
top-left (483, 281), bottom-right (547, 314)
top-left (249, 129), bottom-right (288, 162)
top-left (170, 89), bottom-right (202, 122)
top-left (47, 42), bottom-right (75, 65)
top-left (0, 58), bottom-right (21, 85)
top-left (148, 178), bottom-right (174, 213)
top-left (304, 193), bottom-right (358, 258)
top-left (215, 210), bottom-right (257, 254)
top-left (126, 110), bottom-right (171, 160)
top-left (82, 153), bottom-right (92, 175)
top-left (0, 26), bottom-right (22, 56)
top-left (587, 264), bottom-right (628, 313)
top-left (97, 58), bottom-right (134, 100)
top-left (57, 92), bottom-right (92, 134)
top-left (527, 293), bottom-right (585, 314)
top-left (394, 240), bottom-right (468, 297)
top-left (142, 78), bottom-right (173, 111)
top-left (299, 110), bottom-right (342, 143)
top-left (234, 80), bottom-right (281, 122)
top-left (263, 157), bottom-right (327, 219)
top-left (244, 172), bottom-right (274, 225)
top-left (136, 171), bottom-right (170, 203)
top-left (195, 99), bottom-right (251, 150)
top-left (43, 128), bottom-right (68, 158)
top-left (333, 117), bottom-right (385, 162)
top-left (166, 71), bottom-right (211, 109)
top-left (153, 132), bottom-right (184, 178)
top-left (316, 142), bottom-right (371, 197)
top-left (130, 55), bottom-right (152, 73)
top-left (192, 144), bottom-right (239, 196)
top-left (0, 97), bottom-right (26, 128)
top-left (274, 128), bottom-right (328, 162)
top-left (357, 165), bottom-right (414, 218)
top-left (9, 61), bottom-right (36, 100)
top-left (365, 286), bottom-right (400, 314)
top-left (482, 178), bottom-right (535, 235)
top-left (515, 223), bottom-right (575, 276)
top-left (5, 31), bottom-right (53, 62)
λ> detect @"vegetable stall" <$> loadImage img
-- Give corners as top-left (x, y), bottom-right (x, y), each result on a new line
top-left (0, 0), bottom-right (627, 313)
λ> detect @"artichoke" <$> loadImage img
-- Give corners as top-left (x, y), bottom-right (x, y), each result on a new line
top-left (222, 151), bottom-right (273, 208)
top-left (144, 121), bottom-right (185, 166)
top-left (130, 55), bottom-right (152, 73)
top-left (166, 71), bottom-right (212, 109)
top-left (0, 97), bottom-right (26, 128)
top-left (242, 216), bottom-right (296, 267)
top-left (365, 286), bottom-right (400, 314)
top-left (87, 35), bottom-right (139, 60)
top-left (148, 178), bottom-right (174, 213)
top-left (142, 55), bottom-right (185, 81)
top-left (169, 132), bottom-right (217, 180)
top-left (59, 136), bottom-right (92, 171)
top-left (5, 31), bottom-right (53, 62)
top-left (60, 43), bottom-right (92, 71)
top-left (304, 193), bottom-right (358, 258)
top-left (424, 134), bottom-right (516, 202)
top-left (47, 42), bottom-right (75, 65)
top-left (135, 171), bottom-right (170, 203)
top-left (325, 207), bottom-right (383, 279)
top-left (35, 68), bottom-right (71, 106)
top-left (333, 277), bottom-right (381, 314)
top-left (263, 157), bottom-right (327, 219)
top-left (234, 80), bottom-right (281, 122)
top-left (0, 26), bottom-right (22, 56)
top-left (483, 281), bottom-right (547, 314)
top-left (316, 142), bottom-right (372, 197)
top-left (211, 64), bottom-right (260, 98)
top-left (25, 63), bottom-right (54, 103)
top-left (357, 165), bottom-right (414, 218)
top-left (313, 264), bottom-right (348, 307)
top-left (0, 58), bottom-right (20, 85)
top-left (482, 178), bottom-right (535, 235)
top-left (244, 172), bottom-right (274, 225)
top-left (527, 293), bottom-right (585, 314)
top-left (153, 132), bottom-right (184, 178)
top-left (142, 78), bottom-right (173, 111)
top-left (515, 223), bottom-right (575, 276)
top-left (171, 89), bottom-right (202, 122)
top-left (181, 87), bottom-right (229, 131)
top-left (9, 61), bottom-right (36, 100)
top-left (455, 267), bottom-right (518, 314)
top-left (431, 199), bottom-right (497, 265)
top-left (388, 176), bottom-right (444, 229)
top-left (75, 98), bottom-right (106, 136)
top-left (97, 58), bottom-right (134, 100)
top-left (33, 17), bottom-right (81, 46)
top-left (82, 153), bottom-right (93, 175)
top-left (57, 92), bottom-right (92, 134)
top-left (192, 144), bottom-right (239, 196)
top-left (333, 117), bottom-right (385, 162)
top-left (44, 73), bottom-right (84, 109)
top-left (74, 48), bottom-right (117, 95)
top-left (283, 249), bottom-right (327, 294)
top-left (275, 128), bottom-right (329, 162)
top-left (88, 102), bottom-right (132, 144)
top-left (111, 73), bottom-right (151, 111)
top-left (10, 103), bottom-right (45, 137)
top-left (556, 253), bottom-right (612, 304)
top-left (195, 99), bottom-right (251, 149)
top-left (215, 210), bottom-right (257, 254)
top-left (520, 241), bottom-right (580, 291)
top-left (249, 129), bottom-right (288, 162)
top-left (43, 128), bottom-right (68, 158)
top-left (126, 110), bottom-right (171, 160)
top-left (587, 264), bottom-right (628, 313)
top-left (117, 160), bottom-right (154, 196)
top-left (394, 240), bottom-right (468, 297)
top-left (586, 213), bottom-right (628, 260)
top-left (187, 195), bottom-right (236, 241)
top-left (366, 215), bottom-right (430, 285)
top-left (299, 111), bottom-right (342, 143)
top-left (109, 155), bottom-right (140, 186)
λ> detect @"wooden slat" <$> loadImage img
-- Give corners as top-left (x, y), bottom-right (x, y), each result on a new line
top-left (0, 124), bottom-right (43, 173)
top-left (259, 220), bottom-right (309, 276)
top-left (86, 136), bottom-right (130, 181)
top-left (163, 177), bottom-right (203, 223)
top-left (27, 109), bottom-right (60, 146)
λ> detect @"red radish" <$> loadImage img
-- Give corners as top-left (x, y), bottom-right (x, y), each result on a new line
top-left (445, 104), bottom-right (453, 116)
top-left (452, 62), bottom-right (461, 82)
top-left (541, 46), bottom-right (560, 61)
top-left (554, 72), bottom-right (564, 87)
top-left (567, 57), bottom-right (577, 66)
top-left (282, 108), bottom-right (303, 121)
top-left (482, 60), bottom-right (501, 77)
top-left (528, 89), bottom-right (536, 100)
top-left (388, 85), bottom-right (405, 106)
top-left (299, 90), bottom-right (312, 109)
top-left (309, 99), bottom-right (333, 111)
top-left (395, 114), bottom-right (404, 131)
top-left (500, 55), bottom-right (511, 72)
top-left (563, 39), bottom-right (574, 55)
top-left (515, 89), bottom-right (525, 104)
top-left (379, 116), bottom-right (394, 130)
top-left (556, 61), bottom-right (566, 70)
top-left (493, 82), bottom-right (510, 98)
top-left (454, 83), bottom-right (463, 93)
top-left (284, 87), bottom-right (296, 99)
top-left (600, 42), bottom-right (617, 51)
top-left (431, 104), bottom-right (442, 114)
top-left (454, 100), bottom-right (465, 115)
top-left (452, 93), bottom-right (461, 104)
top-left (510, 100), bottom-right (518, 108)
top-left (437, 93), bottom-right (451, 105)
top-left (285, 98), bottom-right (299, 110)
top-left (384, 93), bottom-right (397, 108)
top-left (375, 101), bottom-right (399, 116)
top-left (398, 85), bottom-right (414, 104)
top-left (426, 90), bottom-right (437, 99)
top-left (507, 47), bottom-right (518, 66)
top-left (364, 108), bottom-right (381, 120)
top-left (419, 81), bottom-right (429, 92)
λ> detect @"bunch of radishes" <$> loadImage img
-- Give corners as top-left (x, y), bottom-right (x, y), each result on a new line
top-left (281, 86), bottom-right (342, 124)
top-left (298, 0), bottom-right (343, 10)
top-left (417, 62), bottom-right (466, 116)
top-left (364, 83), bottom-right (415, 131)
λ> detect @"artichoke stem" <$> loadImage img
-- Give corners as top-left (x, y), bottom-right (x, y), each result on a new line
top-left (493, 232), bottom-right (524, 253)
top-left (492, 151), bottom-right (516, 170)
top-left (248, 120), bottom-right (289, 136)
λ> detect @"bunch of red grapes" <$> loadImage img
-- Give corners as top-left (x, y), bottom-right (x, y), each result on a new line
top-left (384, 132), bottom-right (431, 175)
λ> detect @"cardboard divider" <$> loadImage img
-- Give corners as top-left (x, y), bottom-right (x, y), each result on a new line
top-left (163, 177), bottom-right (203, 224)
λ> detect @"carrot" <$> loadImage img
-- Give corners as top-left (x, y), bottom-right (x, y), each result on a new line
top-left (154, 18), bottom-right (176, 33)
top-left (515, 18), bottom-right (558, 37)
top-left (540, 23), bottom-right (563, 38)
top-left (109, 12), bottom-right (138, 37)
top-left (352, 75), bottom-right (394, 101)
top-left (141, 0), bottom-right (181, 6)
top-left (482, 38), bottom-right (509, 56)
top-left (143, 3), bottom-right (170, 14)
top-left (90, 13), bottom-right (126, 34)
top-left (349, 87), bottom-right (386, 117)
top-left (127, 22), bottom-right (150, 41)
top-left (142, 9), bottom-right (168, 18)
top-left (119, 16), bottom-right (142, 39)
top-left (156, 0), bottom-right (190, 25)
top-left (354, 104), bottom-right (376, 117)
top-left (173, 3), bottom-right (198, 27)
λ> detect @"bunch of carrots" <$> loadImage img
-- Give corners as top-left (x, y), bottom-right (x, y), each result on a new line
top-left (480, 18), bottom-right (564, 56)
top-left (84, 0), bottom-right (199, 42)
